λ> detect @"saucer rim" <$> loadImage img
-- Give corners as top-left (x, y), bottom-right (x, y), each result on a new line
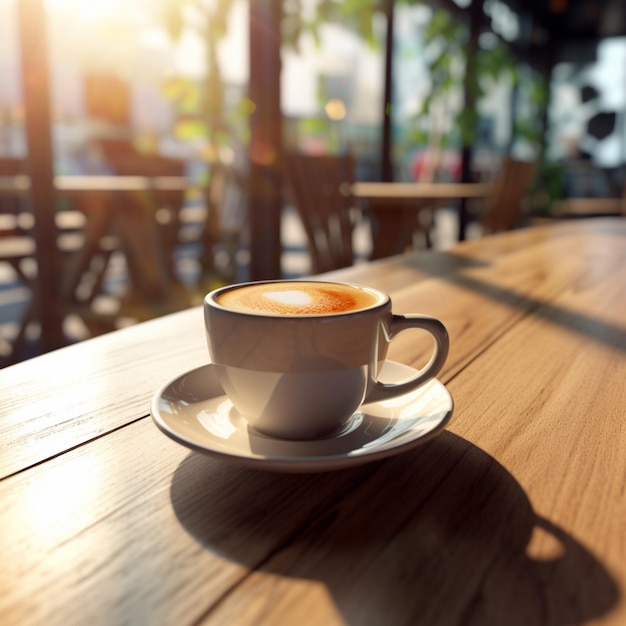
top-left (150, 362), bottom-right (454, 473)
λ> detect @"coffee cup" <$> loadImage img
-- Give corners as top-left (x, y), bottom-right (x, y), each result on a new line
top-left (204, 280), bottom-right (449, 440)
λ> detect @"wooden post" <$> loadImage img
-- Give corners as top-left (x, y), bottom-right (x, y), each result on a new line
top-left (17, 0), bottom-right (64, 353)
top-left (457, 0), bottom-right (482, 241)
top-left (381, 0), bottom-right (395, 183)
top-left (248, 0), bottom-right (283, 280)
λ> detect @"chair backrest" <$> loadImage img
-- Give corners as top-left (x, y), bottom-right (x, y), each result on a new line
top-left (95, 139), bottom-right (188, 283)
top-left (0, 158), bottom-right (26, 176)
top-left (119, 152), bottom-right (187, 223)
top-left (97, 139), bottom-right (185, 177)
top-left (0, 159), bottom-right (32, 237)
top-left (481, 157), bottom-right (536, 233)
top-left (284, 153), bottom-right (356, 274)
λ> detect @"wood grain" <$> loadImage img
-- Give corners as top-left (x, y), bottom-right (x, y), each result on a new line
top-left (0, 308), bottom-right (208, 479)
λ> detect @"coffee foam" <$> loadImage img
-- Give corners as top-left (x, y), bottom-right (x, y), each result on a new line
top-left (217, 282), bottom-right (379, 316)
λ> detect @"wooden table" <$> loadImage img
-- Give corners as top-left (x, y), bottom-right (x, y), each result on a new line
top-left (352, 181), bottom-right (492, 201)
top-left (1, 174), bottom-right (194, 327)
top-left (352, 181), bottom-right (492, 258)
top-left (54, 176), bottom-right (191, 309)
top-left (1, 218), bottom-right (625, 625)
top-left (550, 196), bottom-right (626, 217)
top-left (0, 174), bottom-right (189, 194)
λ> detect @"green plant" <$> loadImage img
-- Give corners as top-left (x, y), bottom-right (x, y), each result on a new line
top-left (162, 0), bottom-right (241, 159)
top-left (161, 0), bottom-right (385, 156)
top-left (513, 67), bottom-right (549, 154)
top-left (410, 7), bottom-right (521, 149)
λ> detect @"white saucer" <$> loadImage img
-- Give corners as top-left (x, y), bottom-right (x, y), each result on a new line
top-left (151, 361), bottom-right (454, 473)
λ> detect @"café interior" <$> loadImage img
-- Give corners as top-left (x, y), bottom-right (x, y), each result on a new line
top-left (1, 0), bottom-right (625, 368)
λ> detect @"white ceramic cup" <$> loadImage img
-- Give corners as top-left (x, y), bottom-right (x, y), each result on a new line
top-left (204, 280), bottom-right (449, 440)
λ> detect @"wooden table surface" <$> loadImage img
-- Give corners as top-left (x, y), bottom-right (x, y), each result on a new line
top-left (352, 180), bottom-right (492, 201)
top-left (1, 218), bottom-right (625, 625)
top-left (0, 174), bottom-right (189, 193)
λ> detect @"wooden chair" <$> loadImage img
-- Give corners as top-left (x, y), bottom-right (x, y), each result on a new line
top-left (99, 140), bottom-right (248, 298)
top-left (119, 153), bottom-right (188, 284)
top-left (63, 141), bottom-right (192, 331)
top-left (0, 159), bottom-right (101, 362)
top-left (196, 161), bottom-right (247, 288)
top-left (284, 153), bottom-right (358, 274)
top-left (0, 236), bottom-right (38, 367)
top-left (480, 156), bottom-right (536, 233)
top-left (0, 158), bottom-right (28, 221)
top-left (0, 158), bottom-right (37, 366)
top-left (96, 140), bottom-right (188, 281)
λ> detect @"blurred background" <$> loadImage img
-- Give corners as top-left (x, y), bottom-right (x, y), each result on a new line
top-left (1, 0), bottom-right (625, 366)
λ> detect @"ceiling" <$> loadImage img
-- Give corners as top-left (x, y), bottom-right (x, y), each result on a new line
top-left (523, 0), bottom-right (626, 43)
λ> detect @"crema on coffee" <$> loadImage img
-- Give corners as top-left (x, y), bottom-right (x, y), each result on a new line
top-left (216, 281), bottom-right (380, 316)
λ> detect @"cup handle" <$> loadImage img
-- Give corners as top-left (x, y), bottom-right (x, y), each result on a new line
top-left (364, 314), bottom-right (449, 404)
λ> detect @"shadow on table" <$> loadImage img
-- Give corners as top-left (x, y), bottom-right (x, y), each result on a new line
top-left (397, 246), bottom-right (626, 354)
top-left (170, 432), bottom-right (619, 625)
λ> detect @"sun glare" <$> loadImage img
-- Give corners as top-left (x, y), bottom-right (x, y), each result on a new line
top-left (325, 98), bottom-right (347, 121)
top-left (46, 0), bottom-right (145, 22)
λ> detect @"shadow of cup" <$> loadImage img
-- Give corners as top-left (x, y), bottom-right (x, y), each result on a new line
top-left (170, 431), bottom-right (618, 625)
